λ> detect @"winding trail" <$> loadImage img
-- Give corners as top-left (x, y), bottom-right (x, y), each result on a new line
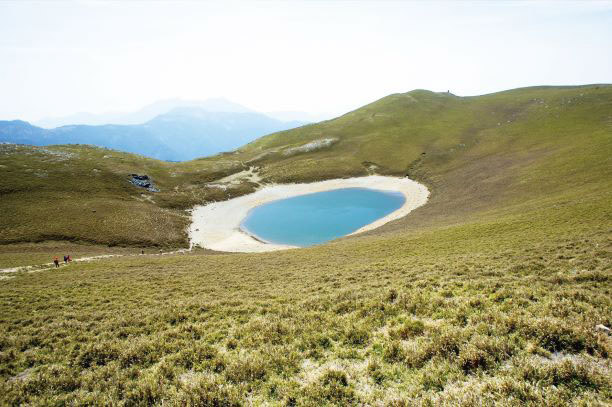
top-left (0, 250), bottom-right (192, 274)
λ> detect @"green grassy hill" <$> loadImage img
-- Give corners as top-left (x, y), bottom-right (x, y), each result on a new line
top-left (0, 144), bottom-right (255, 249)
top-left (242, 85), bottom-right (612, 231)
top-left (0, 85), bottom-right (610, 405)
top-left (2, 85), bottom-right (610, 248)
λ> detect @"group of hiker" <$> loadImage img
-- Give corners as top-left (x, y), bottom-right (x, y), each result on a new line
top-left (53, 255), bottom-right (72, 268)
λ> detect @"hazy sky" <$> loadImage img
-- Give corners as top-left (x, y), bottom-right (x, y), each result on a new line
top-left (1, 0), bottom-right (611, 121)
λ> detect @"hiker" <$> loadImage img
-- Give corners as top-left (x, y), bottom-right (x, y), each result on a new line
top-left (53, 257), bottom-right (60, 268)
top-left (63, 255), bottom-right (68, 264)
top-left (67, 255), bottom-right (72, 262)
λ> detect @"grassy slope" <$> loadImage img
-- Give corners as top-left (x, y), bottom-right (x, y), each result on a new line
top-left (0, 210), bottom-right (609, 405)
top-left (243, 86), bottom-right (612, 228)
top-left (1, 85), bottom-right (610, 247)
top-left (0, 144), bottom-right (254, 248)
top-left (0, 85), bottom-right (611, 405)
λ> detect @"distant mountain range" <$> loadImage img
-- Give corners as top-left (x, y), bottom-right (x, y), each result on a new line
top-left (34, 98), bottom-right (331, 128)
top-left (0, 99), bottom-right (309, 161)
top-left (34, 98), bottom-right (255, 128)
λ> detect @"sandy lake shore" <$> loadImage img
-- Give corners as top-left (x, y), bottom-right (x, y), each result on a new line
top-left (189, 175), bottom-right (429, 253)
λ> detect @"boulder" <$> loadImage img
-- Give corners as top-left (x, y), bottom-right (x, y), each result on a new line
top-left (595, 324), bottom-right (611, 335)
top-left (129, 174), bottom-right (159, 192)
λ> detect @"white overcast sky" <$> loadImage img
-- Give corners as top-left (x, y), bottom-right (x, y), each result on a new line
top-left (1, 0), bottom-right (611, 121)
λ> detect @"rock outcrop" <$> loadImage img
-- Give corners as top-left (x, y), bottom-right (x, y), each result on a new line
top-left (129, 174), bottom-right (159, 192)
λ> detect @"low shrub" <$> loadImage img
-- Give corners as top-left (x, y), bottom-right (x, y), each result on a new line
top-left (390, 319), bottom-right (425, 340)
top-left (383, 340), bottom-right (405, 363)
top-left (458, 335), bottom-right (513, 373)
top-left (523, 318), bottom-right (599, 354)
top-left (225, 354), bottom-right (267, 383)
top-left (367, 359), bottom-right (386, 384)
top-left (74, 342), bottom-right (120, 368)
top-left (344, 326), bottom-right (370, 347)
top-left (299, 370), bottom-right (357, 405)
top-left (520, 357), bottom-right (607, 391)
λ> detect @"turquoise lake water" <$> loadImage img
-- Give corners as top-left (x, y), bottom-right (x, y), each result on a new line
top-left (241, 187), bottom-right (405, 247)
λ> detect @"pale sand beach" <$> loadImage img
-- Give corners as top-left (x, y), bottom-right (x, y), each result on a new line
top-left (189, 175), bottom-right (429, 253)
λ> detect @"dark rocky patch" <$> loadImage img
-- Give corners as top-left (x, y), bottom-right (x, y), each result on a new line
top-left (129, 174), bottom-right (159, 192)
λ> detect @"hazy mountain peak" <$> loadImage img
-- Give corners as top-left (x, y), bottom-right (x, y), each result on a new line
top-left (139, 98), bottom-right (253, 116)
top-left (2, 105), bottom-right (309, 161)
top-left (34, 97), bottom-right (255, 128)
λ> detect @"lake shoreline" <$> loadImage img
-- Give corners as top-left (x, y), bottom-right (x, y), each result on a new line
top-left (189, 175), bottom-right (430, 253)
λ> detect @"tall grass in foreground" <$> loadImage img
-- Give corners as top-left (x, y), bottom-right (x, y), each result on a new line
top-left (1, 212), bottom-right (609, 405)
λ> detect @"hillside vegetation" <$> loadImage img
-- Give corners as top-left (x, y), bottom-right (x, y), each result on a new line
top-left (0, 85), bottom-right (610, 405)
top-left (0, 144), bottom-right (254, 248)
top-left (1, 85), bottom-right (610, 248)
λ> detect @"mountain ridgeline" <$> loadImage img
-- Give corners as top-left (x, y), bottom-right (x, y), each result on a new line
top-left (0, 107), bottom-right (306, 161)
top-left (0, 85), bottom-right (610, 248)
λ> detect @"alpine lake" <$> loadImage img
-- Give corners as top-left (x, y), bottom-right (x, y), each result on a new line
top-left (240, 187), bottom-right (406, 247)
